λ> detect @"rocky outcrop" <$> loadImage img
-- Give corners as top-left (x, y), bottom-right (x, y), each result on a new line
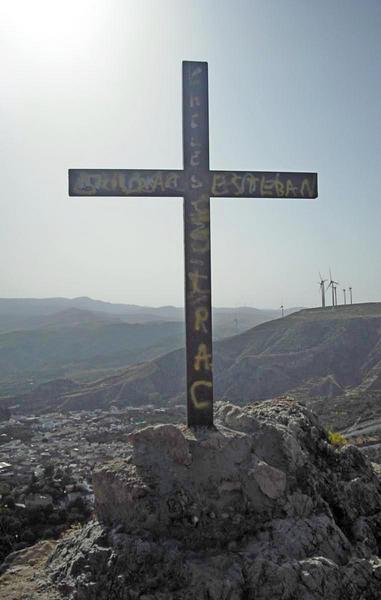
top-left (0, 540), bottom-right (63, 600)
top-left (48, 399), bottom-right (381, 599)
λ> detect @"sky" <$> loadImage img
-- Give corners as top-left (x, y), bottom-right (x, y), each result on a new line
top-left (1, 0), bottom-right (380, 309)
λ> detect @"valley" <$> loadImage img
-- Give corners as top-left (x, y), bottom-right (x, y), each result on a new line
top-left (0, 297), bottom-right (295, 395)
top-left (5, 303), bottom-right (378, 402)
top-left (2, 299), bottom-right (381, 584)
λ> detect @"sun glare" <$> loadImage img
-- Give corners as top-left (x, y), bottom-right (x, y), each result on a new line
top-left (0, 0), bottom-right (105, 62)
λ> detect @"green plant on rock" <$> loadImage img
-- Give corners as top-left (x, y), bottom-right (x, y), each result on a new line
top-left (327, 430), bottom-right (349, 447)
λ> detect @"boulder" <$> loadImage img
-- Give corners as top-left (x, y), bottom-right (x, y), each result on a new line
top-left (49, 399), bottom-right (381, 599)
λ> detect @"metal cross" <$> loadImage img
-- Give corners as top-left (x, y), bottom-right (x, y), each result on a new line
top-left (69, 61), bottom-right (318, 428)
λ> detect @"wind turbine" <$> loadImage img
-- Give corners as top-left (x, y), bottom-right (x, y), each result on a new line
top-left (349, 286), bottom-right (353, 304)
top-left (280, 304), bottom-right (284, 318)
top-left (318, 272), bottom-right (327, 308)
top-left (327, 269), bottom-right (339, 308)
top-left (343, 288), bottom-right (347, 305)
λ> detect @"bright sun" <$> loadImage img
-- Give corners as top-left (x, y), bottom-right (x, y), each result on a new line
top-left (0, 0), bottom-right (105, 62)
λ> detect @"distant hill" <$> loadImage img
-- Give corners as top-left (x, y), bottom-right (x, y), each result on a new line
top-left (0, 297), bottom-right (180, 331)
top-left (215, 302), bottom-right (381, 402)
top-left (0, 312), bottom-right (184, 395)
top-left (0, 296), bottom-right (299, 334)
top-left (7, 303), bottom-right (381, 419)
top-left (0, 299), bottom-right (300, 395)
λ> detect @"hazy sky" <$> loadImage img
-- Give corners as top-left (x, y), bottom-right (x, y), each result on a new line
top-left (1, 0), bottom-right (380, 308)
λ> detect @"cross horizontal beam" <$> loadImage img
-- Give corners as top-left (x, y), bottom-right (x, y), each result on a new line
top-left (69, 169), bottom-right (317, 199)
top-left (69, 169), bottom-right (185, 197)
top-left (69, 60), bottom-right (318, 429)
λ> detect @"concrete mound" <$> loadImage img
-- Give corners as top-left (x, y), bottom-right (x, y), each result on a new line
top-left (48, 399), bottom-right (381, 599)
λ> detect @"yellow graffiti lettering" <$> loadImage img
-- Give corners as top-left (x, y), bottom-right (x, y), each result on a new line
top-left (149, 173), bottom-right (165, 192)
top-left (123, 175), bottom-right (144, 194)
top-left (191, 195), bottom-right (209, 215)
top-left (191, 198), bottom-right (210, 236)
top-left (98, 175), bottom-right (110, 191)
top-left (109, 173), bottom-right (119, 192)
top-left (195, 307), bottom-right (209, 333)
top-left (230, 173), bottom-right (245, 195)
top-left (188, 271), bottom-right (209, 294)
top-left (73, 173), bottom-right (95, 195)
top-left (273, 177), bottom-right (285, 197)
top-left (190, 95), bottom-right (201, 108)
top-left (190, 380), bottom-right (212, 410)
top-left (191, 149), bottom-right (202, 167)
top-left (191, 239), bottom-right (210, 254)
top-left (211, 174), bottom-right (228, 196)
top-left (119, 174), bottom-right (133, 194)
top-left (190, 67), bottom-right (202, 85)
top-left (190, 225), bottom-right (209, 243)
top-left (165, 173), bottom-right (180, 189)
top-left (300, 178), bottom-right (315, 198)
top-left (246, 174), bottom-right (259, 194)
top-left (260, 176), bottom-right (273, 197)
top-left (190, 196), bottom-right (210, 254)
top-left (190, 175), bottom-right (203, 188)
top-left (194, 344), bottom-right (212, 371)
top-left (190, 136), bottom-right (201, 148)
top-left (191, 210), bottom-right (209, 225)
top-left (90, 175), bottom-right (102, 193)
top-left (285, 179), bottom-right (298, 197)
top-left (191, 112), bottom-right (199, 128)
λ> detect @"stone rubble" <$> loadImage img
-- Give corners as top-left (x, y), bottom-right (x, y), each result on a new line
top-left (0, 404), bottom-right (185, 559)
top-left (47, 399), bottom-right (381, 599)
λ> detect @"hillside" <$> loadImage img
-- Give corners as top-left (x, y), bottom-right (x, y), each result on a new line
top-left (0, 297), bottom-right (181, 331)
top-left (0, 313), bottom-right (184, 395)
top-left (6, 303), bottom-right (381, 422)
top-left (0, 296), bottom-right (297, 335)
top-left (215, 302), bottom-right (381, 401)
top-left (0, 299), bottom-right (300, 394)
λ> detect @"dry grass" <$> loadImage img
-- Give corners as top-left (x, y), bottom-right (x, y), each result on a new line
top-left (0, 539), bottom-right (63, 600)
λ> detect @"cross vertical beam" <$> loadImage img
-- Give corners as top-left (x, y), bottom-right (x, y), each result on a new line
top-left (68, 59), bottom-right (318, 431)
top-left (183, 62), bottom-right (213, 428)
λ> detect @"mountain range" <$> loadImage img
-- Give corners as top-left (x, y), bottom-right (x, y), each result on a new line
top-left (0, 297), bottom-right (298, 395)
top-left (0, 297), bottom-right (297, 333)
top-left (5, 303), bottom-right (381, 439)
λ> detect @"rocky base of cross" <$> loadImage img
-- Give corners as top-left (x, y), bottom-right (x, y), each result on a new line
top-left (48, 399), bottom-right (381, 599)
